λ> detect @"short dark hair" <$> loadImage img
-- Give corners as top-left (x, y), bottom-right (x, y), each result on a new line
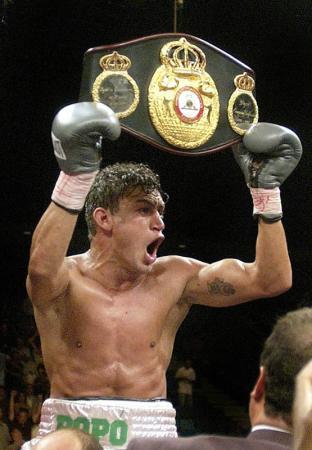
top-left (260, 307), bottom-right (312, 425)
top-left (85, 162), bottom-right (165, 239)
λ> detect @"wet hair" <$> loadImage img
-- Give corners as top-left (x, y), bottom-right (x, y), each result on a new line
top-left (260, 307), bottom-right (312, 425)
top-left (85, 162), bottom-right (166, 239)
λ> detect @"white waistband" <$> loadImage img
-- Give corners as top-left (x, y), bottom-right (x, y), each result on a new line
top-left (22, 397), bottom-right (177, 450)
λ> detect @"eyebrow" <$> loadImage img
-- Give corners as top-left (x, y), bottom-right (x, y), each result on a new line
top-left (135, 197), bottom-right (165, 214)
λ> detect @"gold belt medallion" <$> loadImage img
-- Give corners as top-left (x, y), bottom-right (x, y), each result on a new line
top-left (228, 72), bottom-right (258, 135)
top-left (92, 51), bottom-right (139, 118)
top-left (148, 38), bottom-right (220, 149)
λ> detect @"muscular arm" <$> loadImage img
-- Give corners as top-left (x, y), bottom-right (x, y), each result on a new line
top-left (183, 123), bottom-right (301, 307)
top-left (183, 219), bottom-right (291, 307)
top-left (26, 203), bottom-right (78, 305)
top-left (26, 102), bottom-right (120, 307)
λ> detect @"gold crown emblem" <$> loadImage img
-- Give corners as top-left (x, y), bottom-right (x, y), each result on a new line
top-left (160, 38), bottom-right (206, 76)
top-left (234, 72), bottom-right (255, 91)
top-left (99, 51), bottom-right (131, 71)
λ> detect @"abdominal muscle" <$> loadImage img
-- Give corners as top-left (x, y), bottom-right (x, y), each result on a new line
top-left (35, 281), bottom-right (179, 400)
top-left (48, 352), bottom-right (168, 399)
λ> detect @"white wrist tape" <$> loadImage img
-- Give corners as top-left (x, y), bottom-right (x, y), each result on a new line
top-left (250, 187), bottom-right (282, 216)
top-left (51, 171), bottom-right (98, 212)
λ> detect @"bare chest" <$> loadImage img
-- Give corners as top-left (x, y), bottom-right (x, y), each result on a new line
top-left (48, 275), bottom-right (184, 353)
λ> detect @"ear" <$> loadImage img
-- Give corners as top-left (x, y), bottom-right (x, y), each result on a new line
top-left (251, 366), bottom-right (265, 402)
top-left (93, 207), bottom-right (113, 232)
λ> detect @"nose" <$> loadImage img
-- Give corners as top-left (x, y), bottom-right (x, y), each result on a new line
top-left (152, 211), bottom-right (165, 231)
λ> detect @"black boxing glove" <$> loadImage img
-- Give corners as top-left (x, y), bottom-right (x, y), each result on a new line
top-left (51, 102), bottom-right (120, 213)
top-left (233, 122), bottom-right (302, 222)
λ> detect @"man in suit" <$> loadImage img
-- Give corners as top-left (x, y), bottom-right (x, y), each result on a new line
top-left (128, 307), bottom-right (312, 449)
top-left (293, 358), bottom-right (312, 450)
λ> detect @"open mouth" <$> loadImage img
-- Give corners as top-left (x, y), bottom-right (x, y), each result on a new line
top-left (146, 237), bottom-right (164, 258)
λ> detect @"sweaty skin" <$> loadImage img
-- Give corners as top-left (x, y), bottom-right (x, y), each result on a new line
top-left (32, 255), bottom-right (191, 398)
top-left (27, 189), bottom-right (291, 398)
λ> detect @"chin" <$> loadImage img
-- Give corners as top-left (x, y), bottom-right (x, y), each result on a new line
top-left (141, 259), bottom-right (155, 273)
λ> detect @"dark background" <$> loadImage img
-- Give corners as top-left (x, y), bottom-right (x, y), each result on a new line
top-left (1, 0), bottom-right (312, 429)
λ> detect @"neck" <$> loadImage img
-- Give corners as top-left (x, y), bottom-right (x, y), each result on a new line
top-left (86, 245), bottom-right (146, 291)
top-left (251, 411), bottom-right (291, 433)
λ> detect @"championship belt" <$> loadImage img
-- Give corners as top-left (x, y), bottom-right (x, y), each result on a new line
top-left (79, 33), bottom-right (258, 156)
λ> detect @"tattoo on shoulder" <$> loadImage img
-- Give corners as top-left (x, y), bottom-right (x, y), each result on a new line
top-left (207, 277), bottom-right (235, 296)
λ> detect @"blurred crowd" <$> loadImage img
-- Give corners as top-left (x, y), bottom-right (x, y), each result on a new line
top-left (0, 314), bottom-right (50, 449)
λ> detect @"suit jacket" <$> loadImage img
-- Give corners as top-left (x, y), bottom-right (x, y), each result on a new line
top-left (127, 429), bottom-right (292, 450)
top-left (247, 429), bottom-right (292, 447)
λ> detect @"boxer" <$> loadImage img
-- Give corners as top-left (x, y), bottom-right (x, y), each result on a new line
top-left (25, 102), bottom-right (302, 449)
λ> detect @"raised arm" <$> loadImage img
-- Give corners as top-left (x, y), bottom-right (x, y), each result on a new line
top-left (26, 102), bottom-right (120, 306)
top-left (183, 123), bottom-right (302, 307)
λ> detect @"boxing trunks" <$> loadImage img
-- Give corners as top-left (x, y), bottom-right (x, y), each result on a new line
top-left (21, 397), bottom-right (177, 450)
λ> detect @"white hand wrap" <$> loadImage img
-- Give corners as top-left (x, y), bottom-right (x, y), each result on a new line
top-left (51, 170), bottom-right (98, 213)
top-left (250, 187), bottom-right (282, 217)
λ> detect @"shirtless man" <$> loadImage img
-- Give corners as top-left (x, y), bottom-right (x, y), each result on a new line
top-left (24, 102), bottom-right (302, 449)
